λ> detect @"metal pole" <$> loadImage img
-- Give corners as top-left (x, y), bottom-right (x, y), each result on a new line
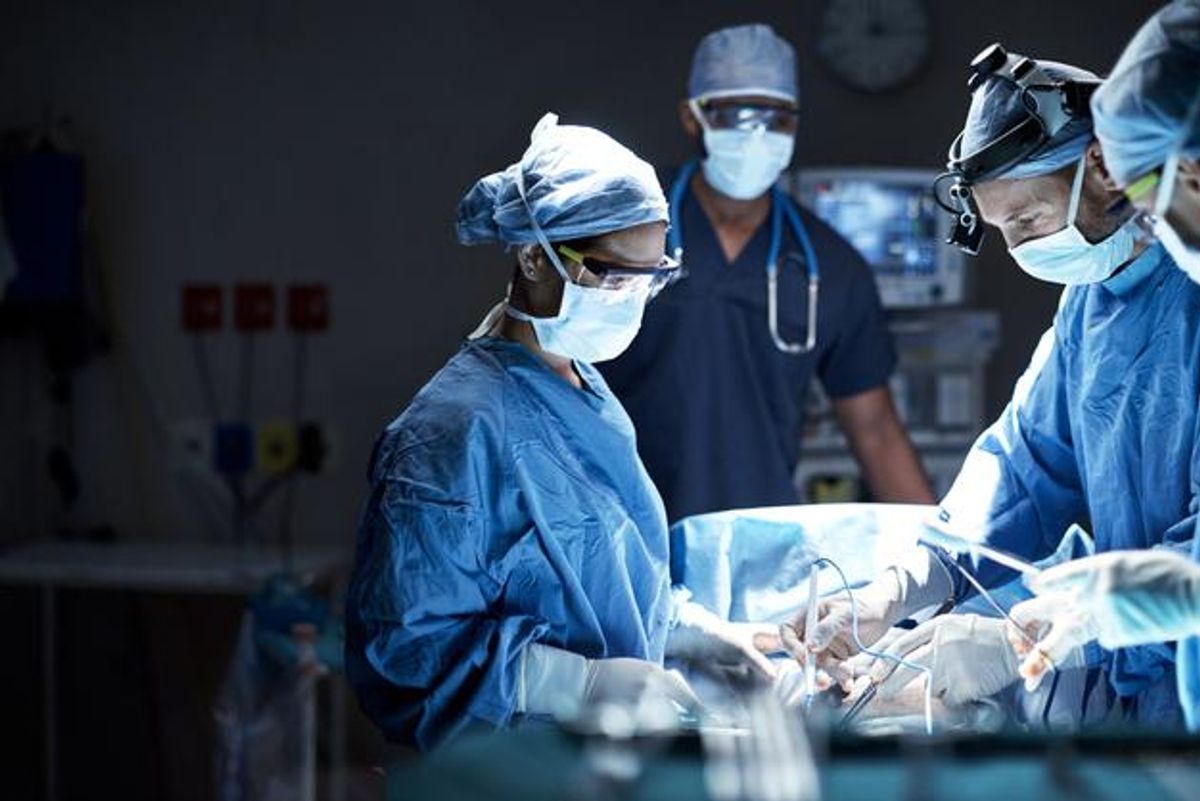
top-left (43, 583), bottom-right (58, 801)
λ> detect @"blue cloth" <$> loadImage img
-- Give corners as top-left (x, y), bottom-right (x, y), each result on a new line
top-left (687, 24), bottom-right (798, 103)
top-left (456, 113), bottom-right (668, 247)
top-left (1091, 0), bottom-right (1200, 187)
top-left (599, 177), bottom-right (895, 523)
top-left (934, 244), bottom-right (1200, 726)
top-left (961, 60), bottom-right (1099, 180)
top-left (345, 337), bottom-right (674, 750)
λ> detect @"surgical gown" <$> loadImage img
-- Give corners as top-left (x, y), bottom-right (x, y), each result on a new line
top-left (935, 243), bottom-right (1200, 727)
top-left (345, 337), bottom-right (674, 750)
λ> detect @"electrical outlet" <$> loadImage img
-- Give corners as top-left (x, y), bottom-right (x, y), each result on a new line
top-left (168, 419), bottom-right (214, 472)
top-left (182, 285), bottom-right (223, 332)
top-left (215, 422), bottom-right (254, 475)
top-left (296, 422), bottom-right (329, 473)
top-left (234, 283), bottom-right (276, 332)
top-left (287, 284), bottom-right (330, 332)
top-left (257, 420), bottom-right (299, 475)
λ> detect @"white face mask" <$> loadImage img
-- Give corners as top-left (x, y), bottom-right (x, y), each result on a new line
top-left (1009, 154), bottom-right (1139, 285)
top-left (506, 271), bottom-right (650, 364)
top-left (1155, 216), bottom-right (1200, 283)
top-left (699, 126), bottom-right (794, 201)
top-left (505, 164), bottom-right (653, 364)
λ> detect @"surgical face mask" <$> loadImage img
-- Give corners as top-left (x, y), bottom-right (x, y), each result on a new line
top-left (1154, 210), bottom-right (1200, 284)
top-left (692, 101), bottom-right (794, 200)
top-left (1153, 131), bottom-right (1200, 283)
top-left (507, 265), bottom-right (650, 364)
top-left (507, 164), bottom-right (653, 364)
top-left (1009, 154), bottom-right (1139, 285)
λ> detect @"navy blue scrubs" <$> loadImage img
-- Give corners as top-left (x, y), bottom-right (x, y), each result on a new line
top-left (599, 177), bottom-right (896, 523)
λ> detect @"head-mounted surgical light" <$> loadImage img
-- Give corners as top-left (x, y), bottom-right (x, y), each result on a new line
top-left (933, 43), bottom-right (1101, 255)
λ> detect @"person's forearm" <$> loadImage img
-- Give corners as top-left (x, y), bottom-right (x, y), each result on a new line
top-left (851, 422), bottom-right (935, 503)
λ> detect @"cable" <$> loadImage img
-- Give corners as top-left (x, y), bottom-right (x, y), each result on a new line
top-left (943, 557), bottom-right (1037, 646)
top-left (190, 335), bottom-right (222, 420)
top-left (812, 557), bottom-right (935, 736)
top-left (238, 333), bottom-right (255, 422)
top-left (278, 334), bottom-right (310, 574)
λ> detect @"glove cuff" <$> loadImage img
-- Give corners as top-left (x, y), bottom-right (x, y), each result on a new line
top-left (888, 547), bottom-right (955, 621)
top-left (519, 643), bottom-right (589, 717)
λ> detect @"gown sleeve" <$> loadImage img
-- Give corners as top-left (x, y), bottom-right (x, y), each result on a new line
top-left (934, 325), bottom-right (1087, 599)
top-left (345, 439), bottom-right (550, 751)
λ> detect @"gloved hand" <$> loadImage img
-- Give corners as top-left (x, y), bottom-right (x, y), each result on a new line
top-left (1009, 550), bottom-right (1200, 689)
top-left (866, 614), bottom-right (1021, 706)
top-left (520, 643), bottom-right (703, 718)
top-left (786, 548), bottom-right (954, 663)
top-left (1006, 594), bottom-right (1095, 691)
top-left (666, 600), bottom-right (781, 684)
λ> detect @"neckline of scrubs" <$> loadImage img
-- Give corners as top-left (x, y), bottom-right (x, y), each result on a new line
top-left (1103, 242), bottom-right (1167, 298)
top-left (687, 177), bottom-right (775, 269)
top-left (472, 335), bottom-right (607, 405)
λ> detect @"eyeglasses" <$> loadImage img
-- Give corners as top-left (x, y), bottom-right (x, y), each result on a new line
top-left (693, 100), bottom-right (799, 134)
top-left (557, 246), bottom-right (681, 298)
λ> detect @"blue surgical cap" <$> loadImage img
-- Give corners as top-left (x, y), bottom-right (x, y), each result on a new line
top-left (1092, 0), bottom-right (1200, 187)
top-left (961, 60), bottom-right (1099, 181)
top-left (456, 114), bottom-right (668, 247)
top-left (687, 24), bottom-right (798, 103)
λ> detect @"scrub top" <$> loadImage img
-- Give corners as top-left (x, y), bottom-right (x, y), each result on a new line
top-left (599, 175), bottom-right (896, 523)
top-left (345, 337), bottom-right (674, 750)
top-left (935, 244), bottom-right (1200, 727)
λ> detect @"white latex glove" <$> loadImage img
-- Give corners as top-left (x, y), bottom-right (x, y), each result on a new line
top-left (1006, 594), bottom-right (1095, 691)
top-left (520, 643), bottom-right (703, 718)
top-left (867, 614), bottom-right (1020, 706)
top-left (666, 600), bottom-right (782, 684)
top-left (1010, 550), bottom-right (1200, 688)
top-left (837, 627), bottom-right (907, 688)
top-left (1031, 550), bottom-right (1200, 646)
top-left (787, 548), bottom-right (954, 663)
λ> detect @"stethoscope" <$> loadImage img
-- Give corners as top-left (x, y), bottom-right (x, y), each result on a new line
top-left (666, 161), bottom-right (820, 354)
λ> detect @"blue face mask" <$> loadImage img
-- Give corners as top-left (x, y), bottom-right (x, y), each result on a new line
top-left (506, 262), bottom-right (650, 364)
top-left (507, 166), bottom-right (651, 364)
top-left (690, 101), bottom-right (794, 200)
top-left (1152, 89), bottom-right (1200, 283)
top-left (1009, 154), bottom-right (1139, 285)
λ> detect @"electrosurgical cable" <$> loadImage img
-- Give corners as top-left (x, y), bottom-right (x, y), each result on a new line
top-left (941, 556), bottom-right (1037, 647)
top-left (810, 557), bottom-right (935, 736)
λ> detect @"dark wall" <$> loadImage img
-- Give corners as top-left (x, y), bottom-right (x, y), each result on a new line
top-left (0, 1), bottom-right (1170, 796)
top-left (0, 0), bottom-right (1165, 542)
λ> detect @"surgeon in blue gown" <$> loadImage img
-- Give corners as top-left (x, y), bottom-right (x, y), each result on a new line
top-left (1007, 2), bottom-right (1200, 731)
top-left (793, 52), bottom-right (1200, 729)
top-left (345, 114), bottom-right (782, 751)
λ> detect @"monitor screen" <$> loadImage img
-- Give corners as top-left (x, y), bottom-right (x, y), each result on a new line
top-left (794, 169), bottom-right (965, 307)
top-left (807, 179), bottom-right (940, 276)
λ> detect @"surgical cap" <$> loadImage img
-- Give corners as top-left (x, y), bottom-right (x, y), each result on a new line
top-left (960, 60), bottom-right (1099, 181)
top-left (687, 23), bottom-right (798, 103)
top-left (1091, 0), bottom-right (1200, 187)
top-left (456, 113), bottom-right (668, 247)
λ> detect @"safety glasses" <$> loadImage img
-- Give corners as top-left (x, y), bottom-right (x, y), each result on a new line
top-left (557, 246), bottom-right (681, 298)
top-left (1107, 168), bottom-right (1163, 218)
top-left (692, 99), bottom-right (799, 134)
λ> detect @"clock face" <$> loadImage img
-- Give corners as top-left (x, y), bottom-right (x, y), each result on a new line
top-left (816, 0), bottom-right (933, 93)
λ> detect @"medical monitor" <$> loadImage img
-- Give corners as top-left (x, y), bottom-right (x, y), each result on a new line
top-left (791, 168), bottom-right (967, 308)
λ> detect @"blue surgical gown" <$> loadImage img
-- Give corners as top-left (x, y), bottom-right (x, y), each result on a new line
top-left (599, 179), bottom-right (895, 523)
top-left (345, 336), bottom-right (674, 750)
top-left (934, 244), bottom-right (1200, 727)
